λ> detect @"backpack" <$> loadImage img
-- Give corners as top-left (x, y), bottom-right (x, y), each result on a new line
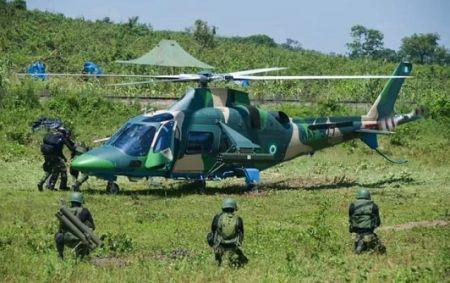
top-left (41, 133), bottom-right (63, 155)
top-left (217, 213), bottom-right (239, 244)
top-left (350, 200), bottom-right (376, 230)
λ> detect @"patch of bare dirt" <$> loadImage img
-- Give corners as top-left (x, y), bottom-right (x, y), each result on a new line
top-left (153, 248), bottom-right (194, 261)
top-left (91, 257), bottom-right (129, 268)
top-left (380, 220), bottom-right (450, 231)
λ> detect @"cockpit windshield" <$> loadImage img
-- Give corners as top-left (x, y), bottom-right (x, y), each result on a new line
top-left (111, 123), bottom-right (156, 156)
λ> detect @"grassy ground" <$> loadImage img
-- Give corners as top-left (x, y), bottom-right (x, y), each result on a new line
top-left (0, 143), bottom-right (449, 282)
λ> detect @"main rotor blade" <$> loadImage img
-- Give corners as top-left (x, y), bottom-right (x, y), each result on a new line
top-left (108, 80), bottom-right (157, 86)
top-left (107, 78), bottom-right (198, 86)
top-left (234, 75), bottom-right (411, 80)
top-left (150, 74), bottom-right (202, 80)
top-left (229, 67), bottom-right (287, 76)
top-left (16, 73), bottom-right (155, 78)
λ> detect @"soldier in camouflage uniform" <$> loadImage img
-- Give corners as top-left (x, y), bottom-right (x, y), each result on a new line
top-left (38, 127), bottom-right (76, 191)
top-left (208, 198), bottom-right (248, 267)
top-left (349, 188), bottom-right (386, 254)
top-left (55, 192), bottom-right (95, 259)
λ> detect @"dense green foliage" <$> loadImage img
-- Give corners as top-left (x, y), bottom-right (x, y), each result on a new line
top-left (0, 2), bottom-right (448, 121)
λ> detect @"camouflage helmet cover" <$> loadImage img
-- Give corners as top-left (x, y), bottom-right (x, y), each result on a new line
top-left (70, 192), bottom-right (84, 204)
top-left (356, 188), bottom-right (371, 200)
top-left (222, 198), bottom-right (237, 211)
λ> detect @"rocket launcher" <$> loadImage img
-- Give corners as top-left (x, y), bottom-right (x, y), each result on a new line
top-left (55, 207), bottom-right (102, 249)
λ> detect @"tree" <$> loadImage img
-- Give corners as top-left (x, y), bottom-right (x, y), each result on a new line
top-left (434, 46), bottom-right (450, 65)
top-left (281, 38), bottom-right (303, 51)
top-left (346, 25), bottom-right (384, 58)
top-left (127, 16), bottom-right (139, 29)
top-left (12, 0), bottom-right (26, 10)
top-left (400, 33), bottom-right (442, 64)
top-left (192, 19), bottom-right (216, 48)
top-left (377, 48), bottom-right (399, 62)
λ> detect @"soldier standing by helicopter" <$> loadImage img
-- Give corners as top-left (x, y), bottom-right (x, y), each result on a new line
top-left (37, 125), bottom-right (76, 191)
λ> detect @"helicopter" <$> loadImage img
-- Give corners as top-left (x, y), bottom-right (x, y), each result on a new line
top-left (66, 61), bottom-right (421, 193)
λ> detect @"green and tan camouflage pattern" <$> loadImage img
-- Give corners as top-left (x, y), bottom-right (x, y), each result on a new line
top-left (71, 62), bottom-right (420, 182)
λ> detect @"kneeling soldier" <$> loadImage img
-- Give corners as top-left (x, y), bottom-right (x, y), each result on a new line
top-left (55, 192), bottom-right (95, 259)
top-left (208, 198), bottom-right (248, 267)
top-left (349, 188), bottom-right (386, 254)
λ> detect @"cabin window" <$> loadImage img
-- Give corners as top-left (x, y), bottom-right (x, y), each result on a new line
top-left (185, 131), bottom-right (213, 154)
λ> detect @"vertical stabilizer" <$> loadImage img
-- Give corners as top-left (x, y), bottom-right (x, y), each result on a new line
top-left (366, 62), bottom-right (412, 120)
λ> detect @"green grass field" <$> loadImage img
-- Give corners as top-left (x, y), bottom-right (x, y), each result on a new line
top-left (1, 142), bottom-right (449, 282)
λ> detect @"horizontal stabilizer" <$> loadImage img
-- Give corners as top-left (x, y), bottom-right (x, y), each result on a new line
top-left (308, 121), bottom-right (353, 130)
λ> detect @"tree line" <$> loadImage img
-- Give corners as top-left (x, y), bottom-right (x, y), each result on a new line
top-left (346, 25), bottom-right (450, 64)
top-left (191, 20), bottom-right (449, 65)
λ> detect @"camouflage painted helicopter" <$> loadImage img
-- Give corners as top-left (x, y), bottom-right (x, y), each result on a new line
top-left (70, 62), bottom-right (421, 193)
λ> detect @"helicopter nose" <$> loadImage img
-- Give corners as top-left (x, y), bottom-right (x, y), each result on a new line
top-left (71, 146), bottom-right (117, 172)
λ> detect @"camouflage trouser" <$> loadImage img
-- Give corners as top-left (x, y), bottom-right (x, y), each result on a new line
top-left (37, 158), bottom-right (52, 190)
top-left (46, 155), bottom-right (68, 190)
top-left (214, 243), bottom-right (248, 267)
top-left (55, 232), bottom-right (90, 259)
top-left (71, 174), bottom-right (89, 191)
top-left (354, 233), bottom-right (386, 254)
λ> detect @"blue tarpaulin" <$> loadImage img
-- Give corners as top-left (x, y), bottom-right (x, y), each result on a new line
top-left (83, 61), bottom-right (103, 75)
top-left (27, 61), bottom-right (47, 80)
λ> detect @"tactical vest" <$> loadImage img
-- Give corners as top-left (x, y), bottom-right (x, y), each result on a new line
top-left (217, 213), bottom-right (239, 245)
top-left (41, 133), bottom-right (64, 155)
top-left (350, 199), bottom-right (376, 230)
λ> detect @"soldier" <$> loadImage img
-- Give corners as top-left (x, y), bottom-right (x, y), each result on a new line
top-left (38, 126), bottom-right (76, 191)
top-left (349, 188), bottom-right (386, 254)
top-left (55, 192), bottom-right (95, 259)
top-left (208, 198), bottom-right (248, 267)
top-left (70, 143), bottom-right (90, 191)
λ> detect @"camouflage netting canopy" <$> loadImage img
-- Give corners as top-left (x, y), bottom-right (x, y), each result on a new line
top-left (116, 40), bottom-right (214, 69)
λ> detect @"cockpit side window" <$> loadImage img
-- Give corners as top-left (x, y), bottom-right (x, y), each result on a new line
top-left (154, 121), bottom-right (175, 153)
top-left (111, 124), bottom-right (156, 156)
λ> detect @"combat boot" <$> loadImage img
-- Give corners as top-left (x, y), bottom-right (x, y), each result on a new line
top-left (215, 252), bottom-right (223, 266)
top-left (355, 237), bottom-right (364, 254)
top-left (55, 233), bottom-right (65, 259)
top-left (71, 181), bottom-right (81, 192)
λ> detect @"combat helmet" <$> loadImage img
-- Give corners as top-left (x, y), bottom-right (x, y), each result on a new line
top-left (222, 198), bottom-right (237, 211)
top-left (70, 192), bottom-right (84, 204)
top-left (57, 126), bottom-right (71, 138)
top-left (356, 188), bottom-right (371, 200)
